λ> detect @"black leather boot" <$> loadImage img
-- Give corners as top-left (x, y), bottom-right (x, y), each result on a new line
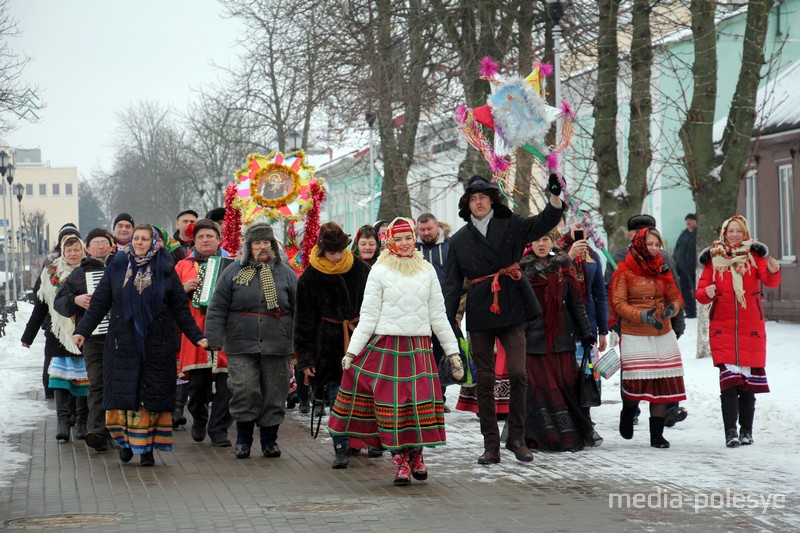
top-left (721, 388), bottom-right (739, 447)
top-left (649, 417), bottom-right (670, 449)
top-left (738, 392), bottom-right (755, 445)
top-left (619, 400), bottom-right (638, 440)
top-left (172, 382), bottom-right (188, 429)
top-left (332, 441), bottom-right (349, 469)
top-left (54, 389), bottom-right (72, 441)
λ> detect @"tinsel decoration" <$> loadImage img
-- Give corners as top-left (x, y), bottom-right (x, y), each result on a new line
top-left (301, 179), bottom-right (326, 268)
top-left (222, 182), bottom-right (242, 255)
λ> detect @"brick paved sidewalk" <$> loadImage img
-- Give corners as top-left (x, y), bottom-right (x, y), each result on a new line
top-left (1, 392), bottom-right (797, 532)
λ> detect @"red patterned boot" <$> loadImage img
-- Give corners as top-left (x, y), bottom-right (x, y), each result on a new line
top-left (391, 449), bottom-right (411, 486)
top-left (407, 447), bottom-right (428, 481)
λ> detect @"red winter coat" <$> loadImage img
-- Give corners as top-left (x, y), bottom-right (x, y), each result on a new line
top-left (696, 244), bottom-right (781, 368)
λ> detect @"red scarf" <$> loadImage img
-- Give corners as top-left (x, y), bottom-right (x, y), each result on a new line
top-left (608, 228), bottom-right (682, 328)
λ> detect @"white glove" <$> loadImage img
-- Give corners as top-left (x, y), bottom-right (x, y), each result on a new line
top-left (608, 330), bottom-right (620, 348)
top-left (342, 353), bottom-right (355, 370)
top-left (449, 354), bottom-right (464, 380)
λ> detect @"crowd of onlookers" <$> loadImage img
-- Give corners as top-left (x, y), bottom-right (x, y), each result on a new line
top-left (22, 175), bottom-right (781, 485)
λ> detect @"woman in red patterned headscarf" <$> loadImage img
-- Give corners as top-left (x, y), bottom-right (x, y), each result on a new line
top-left (609, 228), bottom-right (685, 449)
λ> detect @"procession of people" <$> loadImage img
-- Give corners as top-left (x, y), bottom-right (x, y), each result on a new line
top-left (20, 173), bottom-right (782, 484)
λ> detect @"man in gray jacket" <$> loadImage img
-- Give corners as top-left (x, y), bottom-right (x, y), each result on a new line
top-left (205, 219), bottom-right (297, 460)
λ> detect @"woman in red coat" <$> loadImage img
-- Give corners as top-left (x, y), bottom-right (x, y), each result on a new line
top-left (696, 215), bottom-right (781, 448)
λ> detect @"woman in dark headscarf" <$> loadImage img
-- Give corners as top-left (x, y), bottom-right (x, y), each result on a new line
top-left (351, 224), bottom-right (380, 266)
top-left (73, 224), bottom-right (207, 467)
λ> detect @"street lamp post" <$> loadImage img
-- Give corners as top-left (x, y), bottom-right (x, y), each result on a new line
top-left (213, 172), bottom-right (224, 207)
top-left (286, 130), bottom-right (301, 153)
top-left (546, 0), bottom-right (565, 141)
top-left (5, 162), bottom-right (15, 301)
top-left (365, 113), bottom-right (377, 224)
top-left (15, 183), bottom-right (24, 296)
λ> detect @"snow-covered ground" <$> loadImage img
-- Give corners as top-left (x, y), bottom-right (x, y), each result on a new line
top-left (0, 302), bottom-right (48, 488)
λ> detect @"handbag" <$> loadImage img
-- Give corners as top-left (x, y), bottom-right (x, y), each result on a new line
top-left (578, 349), bottom-right (602, 408)
top-left (595, 347), bottom-right (621, 379)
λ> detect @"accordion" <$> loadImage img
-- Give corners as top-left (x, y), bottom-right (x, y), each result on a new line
top-left (192, 256), bottom-right (235, 308)
top-left (85, 270), bottom-right (109, 336)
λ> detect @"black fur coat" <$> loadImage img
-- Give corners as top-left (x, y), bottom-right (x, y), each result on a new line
top-left (293, 259), bottom-right (371, 386)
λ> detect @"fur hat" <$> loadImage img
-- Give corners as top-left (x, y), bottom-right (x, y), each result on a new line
top-left (205, 207), bottom-right (225, 223)
top-left (240, 219), bottom-right (280, 265)
top-left (457, 175), bottom-right (506, 222)
top-left (112, 213), bottom-right (134, 228)
top-left (627, 214), bottom-right (656, 232)
top-left (193, 218), bottom-right (221, 239)
top-left (317, 222), bottom-right (351, 253)
top-left (56, 223), bottom-right (81, 252)
top-left (84, 228), bottom-right (113, 247)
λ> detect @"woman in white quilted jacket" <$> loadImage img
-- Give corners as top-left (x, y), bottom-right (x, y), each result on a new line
top-left (327, 217), bottom-right (463, 487)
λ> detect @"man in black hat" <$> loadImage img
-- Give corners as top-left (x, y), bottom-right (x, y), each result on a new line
top-left (444, 174), bottom-right (564, 465)
top-left (111, 213), bottom-right (134, 248)
top-left (673, 213), bottom-right (698, 319)
top-left (174, 209), bottom-right (199, 251)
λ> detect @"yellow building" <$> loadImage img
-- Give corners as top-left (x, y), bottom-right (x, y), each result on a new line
top-left (0, 146), bottom-right (79, 285)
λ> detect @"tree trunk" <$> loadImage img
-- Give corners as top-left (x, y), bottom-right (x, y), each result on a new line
top-left (593, 0), bottom-right (629, 250)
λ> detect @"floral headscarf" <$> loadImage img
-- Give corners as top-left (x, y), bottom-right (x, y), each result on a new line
top-left (710, 215), bottom-right (756, 308)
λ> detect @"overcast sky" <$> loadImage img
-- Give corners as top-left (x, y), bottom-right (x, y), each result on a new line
top-left (7, 0), bottom-right (243, 178)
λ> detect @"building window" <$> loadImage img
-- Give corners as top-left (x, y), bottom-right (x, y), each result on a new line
top-left (25, 184), bottom-right (33, 196)
top-left (52, 183), bottom-right (60, 196)
top-left (778, 164), bottom-right (795, 260)
top-left (65, 183), bottom-right (73, 196)
top-left (745, 168), bottom-right (758, 239)
top-left (39, 183), bottom-right (46, 196)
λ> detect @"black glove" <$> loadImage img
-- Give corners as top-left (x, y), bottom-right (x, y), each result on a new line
top-left (662, 303), bottom-right (678, 320)
top-left (639, 307), bottom-right (664, 330)
top-left (581, 337), bottom-right (595, 352)
top-left (547, 173), bottom-right (562, 196)
top-left (675, 330), bottom-right (683, 340)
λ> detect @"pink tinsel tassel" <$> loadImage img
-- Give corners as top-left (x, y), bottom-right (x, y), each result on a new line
top-left (479, 56), bottom-right (499, 79)
top-left (539, 62), bottom-right (554, 77)
top-left (455, 103), bottom-right (468, 124)
top-left (545, 152), bottom-right (560, 170)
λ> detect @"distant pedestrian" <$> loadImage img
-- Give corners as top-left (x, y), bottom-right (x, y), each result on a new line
top-left (673, 214), bottom-right (698, 318)
top-left (174, 209), bottom-right (198, 251)
top-left (696, 215), bottom-right (781, 448)
top-left (112, 213), bottom-right (134, 249)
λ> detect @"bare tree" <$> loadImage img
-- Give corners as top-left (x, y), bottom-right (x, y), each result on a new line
top-left (0, 0), bottom-right (37, 135)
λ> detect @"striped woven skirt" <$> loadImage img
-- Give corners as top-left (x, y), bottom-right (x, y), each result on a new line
top-left (718, 364), bottom-right (769, 394)
top-left (455, 339), bottom-right (510, 414)
top-left (48, 356), bottom-right (89, 397)
top-left (328, 335), bottom-right (446, 450)
top-left (620, 332), bottom-right (686, 403)
top-left (106, 408), bottom-right (173, 453)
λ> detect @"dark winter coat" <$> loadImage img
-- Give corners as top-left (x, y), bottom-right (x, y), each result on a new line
top-left (696, 244), bottom-right (781, 368)
top-left (444, 201), bottom-right (564, 331)
top-left (21, 274), bottom-right (75, 358)
top-left (417, 235), bottom-right (449, 288)
top-left (673, 228), bottom-right (698, 280)
top-left (521, 252), bottom-right (592, 355)
top-left (605, 246), bottom-right (685, 338)
top-left (204, 259), bottom-right (297, 356)
top-left (293, 259), bottom-right (370, 386)
top-left (53, 255), bottom-right (111, 340)
top-left (74, 250), bottom-right (205, 412)
top-left (574, 248), bottom-right (609, 338)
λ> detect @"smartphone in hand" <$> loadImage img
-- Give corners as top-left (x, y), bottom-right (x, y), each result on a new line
top-left (574, 229), bottom-right (585, 241)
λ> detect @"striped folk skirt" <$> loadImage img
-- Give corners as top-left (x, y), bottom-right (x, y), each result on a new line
top-left (620, 332), bottom-right (686, 403)
top-left (106, 408), bottom-right (173, 454)
top-left (328, 335), bottom-right (446, 450)
top-left (48, 356), bottom-right (90, 397)
top-left (718, 364), bottom-right (769, 394)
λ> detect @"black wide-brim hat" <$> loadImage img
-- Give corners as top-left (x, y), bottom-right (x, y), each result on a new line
top-left (627, 214), bottom-right (656, 232)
